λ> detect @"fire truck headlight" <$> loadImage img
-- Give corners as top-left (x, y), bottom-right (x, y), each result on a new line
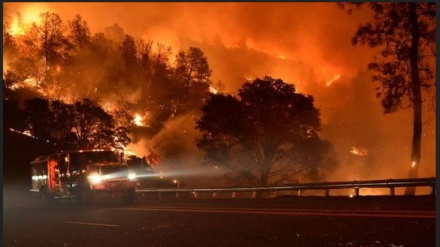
top-left (128, 173), bottom-right (136, 180)
top-left (88, 173), bottom-right (103, 184)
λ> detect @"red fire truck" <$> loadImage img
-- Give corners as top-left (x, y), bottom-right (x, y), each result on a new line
top-left (30, 149), bottom-right (140, 205)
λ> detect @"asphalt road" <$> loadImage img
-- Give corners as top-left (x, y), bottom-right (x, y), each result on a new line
top-left (3, 187), bottom-right (436, 247)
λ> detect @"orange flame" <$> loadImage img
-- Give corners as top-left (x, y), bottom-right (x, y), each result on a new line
top-left (133, 113), bottom-right (143, 126)
top-left (325, 74), bottom-right (341, 87)
top-left (209, 86), bottom-right (218, 94)
top-left (350, 146), bottom-right (368, 156)
top-left (7, 6), bottom-right (44, 36)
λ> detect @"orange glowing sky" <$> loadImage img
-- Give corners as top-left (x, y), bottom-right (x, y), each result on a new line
top-left (3, 2), bottom-right (375, 91)
top-left (3, 2), bottom-right (436, 181)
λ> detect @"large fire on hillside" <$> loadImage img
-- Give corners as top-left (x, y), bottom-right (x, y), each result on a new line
top-left (3, 2), bottom-right (436, 191)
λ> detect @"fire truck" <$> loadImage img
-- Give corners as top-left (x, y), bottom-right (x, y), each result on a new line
top-left (30, 149), bottom-right (140, 205)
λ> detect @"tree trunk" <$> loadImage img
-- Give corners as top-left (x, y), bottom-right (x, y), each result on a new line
top-left (405, 3), bottom-right (422, 196)
top-left (259, 171), bottom-right (268, 187)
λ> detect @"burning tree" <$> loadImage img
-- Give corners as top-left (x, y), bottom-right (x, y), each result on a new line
top-left (4, 11), bottom-right (213, 134)
top-left (4, 10), bottom-right (215, 167)
top-left (34, 12), bottom-right (71, 89)
top-left (174, 46), bottom-right (212, 113)
top-left (196, 76), bottom-right (336, 187)
top-left (175, 46), bottom-right (212, 91)
top-left (339, 3), bottom-right (436, 195)
top-left (67, 14), bottom-right (90, 50)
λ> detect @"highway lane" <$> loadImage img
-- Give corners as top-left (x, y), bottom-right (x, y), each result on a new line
top-left (3, 193), bottom-right (436, 247)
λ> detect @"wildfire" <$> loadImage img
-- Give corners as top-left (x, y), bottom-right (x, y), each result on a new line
top-left (102, 101), bottom-right (116, 113)
top-left (7, 7), bottom-right (43, 37)
top-left (24, 78), bottom-right (38, 87)
top-left (325, 74), bottom-right (341, 87)
top-left (6, 77), bottom-right (39, 91)
top-left (8, 18), bottom-right (28, 37)
top-left (278, 54), bottom-right (287, 60)
top-left (133, 113), bottom-right (143, 126)
top-left (58, 94), bottom-right (77, 105)
top-left (209, 85), bottom-right (218, 94)
top-left (350, 146), bottom-right (368, 156)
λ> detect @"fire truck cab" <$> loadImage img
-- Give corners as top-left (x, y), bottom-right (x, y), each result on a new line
top-left (30, 149), bottom-right (140, 205)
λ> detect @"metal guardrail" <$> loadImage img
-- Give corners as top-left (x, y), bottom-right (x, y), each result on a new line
top-left (136, 177), bottom-right (436, 198)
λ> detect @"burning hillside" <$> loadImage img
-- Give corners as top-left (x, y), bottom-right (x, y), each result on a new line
top-left (3, 3), bottom-right (436, 188)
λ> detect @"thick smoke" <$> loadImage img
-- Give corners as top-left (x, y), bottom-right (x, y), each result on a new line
top-left (3, 3), bottom-right (436, 186)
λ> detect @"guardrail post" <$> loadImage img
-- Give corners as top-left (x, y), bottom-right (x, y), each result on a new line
top-left (390, 187), bottom-right (395, 196)
top-left (431, 185), bottom-right (435, 195)
top-left (324, 189), bottom-right (330, 197)
top-left (354, 188), bottom-right (360, 197)
top-left (231, 192), bottom-right (236, 198)
top-left (193, 192), bottom-right (198, 199)
top-left (252, 191), bottom-right (257, 198)
top-left (297, 189), bottom-right (301, 197)
top-left (176, 192), bottom-right (180, 198)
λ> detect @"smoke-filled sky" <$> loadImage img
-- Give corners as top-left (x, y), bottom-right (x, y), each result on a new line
top-left (3, 2), bottom-right (436, 184)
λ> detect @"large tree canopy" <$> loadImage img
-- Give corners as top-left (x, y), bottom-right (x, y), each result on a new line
top-left (20, 97), bottom-right (131, 150)
top-left (339, 3), bottom-right (436, 195)
top-left (174, 46), bottom-right (212, 114)
top-left (196, 76), bottom-right (336, 186)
